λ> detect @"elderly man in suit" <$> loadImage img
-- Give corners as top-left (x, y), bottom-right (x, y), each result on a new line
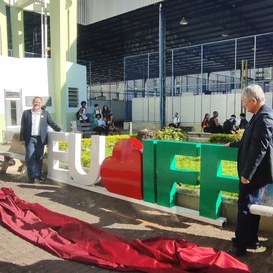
top-left (226, 84), bottom-right (273, 256)
top-left (20, 96), bottom-right (62, 183)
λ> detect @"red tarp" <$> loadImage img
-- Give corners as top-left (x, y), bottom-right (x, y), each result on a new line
top-left (0, 187), bottom-right (250, 273)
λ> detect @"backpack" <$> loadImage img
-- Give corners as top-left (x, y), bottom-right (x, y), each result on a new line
top-left (76, 109), bottom-right (81, 120)
top-left (223, 119), bottom-right (234, 134)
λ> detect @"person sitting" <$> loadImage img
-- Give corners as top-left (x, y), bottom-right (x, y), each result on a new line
top-left (223, 114), bottom-right (237, 134)
top-left (201, 113), bottom-right (210, 132)
top-left (93, 113), bottom-right (106, 135)
top-left (102, 104), bottom-right (112, 124)
top-left (108, 114), bottom-right (120, 135)
top-left (238, 113), bottom-right (248, 129)
top-left (92, 103), bottom-right (101, 118)
top-left (168, 112), bottom-right (180, 128)
top-left (208, 111), bottom-right (223, 133)
top-left (77, 101), bottom-right (90, 123)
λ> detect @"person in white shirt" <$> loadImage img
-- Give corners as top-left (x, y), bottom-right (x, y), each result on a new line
top-left (20, 97), bottom-right (62, 183)
top-left (78, 101), bottom-right (90, 123)
top-left (93, 113), bottom-right (106, 135)
top-left (168, 112), bottom-right (181, 128)
top-left (92, 103), bottom-right (102, 118)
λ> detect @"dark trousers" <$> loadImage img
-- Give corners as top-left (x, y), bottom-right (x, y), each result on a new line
top-left (25, 136), bottom-right (45, 179)
top-left (235, 183), bottom-right (264, 247)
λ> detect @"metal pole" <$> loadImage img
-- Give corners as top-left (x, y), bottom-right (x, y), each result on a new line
top-left (200, 44), bottom-right (203, 125)
top-left (41, 2), bottom-right (45, 58)
top-left (124, 57), bottom-right (128, 121)
top-left (171, 49), bottom-right (174, 117)
top-left (253, 35), bottom-right (256, 84)
top-left (44, 2), bottom-right (48, 58)
top-left (159, 3), bottom-right (166, 129)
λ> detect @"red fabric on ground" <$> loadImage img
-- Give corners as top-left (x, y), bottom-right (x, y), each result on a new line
top-left (0, 187), bottom-right (250, 273)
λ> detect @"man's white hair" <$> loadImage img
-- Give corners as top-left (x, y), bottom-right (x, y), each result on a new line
top-left (243, 84), bottom-right (265, 102)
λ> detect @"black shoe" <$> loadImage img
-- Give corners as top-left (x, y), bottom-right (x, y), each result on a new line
top-left (36, 176), bottom-right (46, 181)
top-left (29, 177), bottom-right (35, 183)
top-left (227, 244), bottom-right (247, 257)
top-left (232, 237), bottom-right (259, 249)
top-left (246, 241), bottom-right (260, 249)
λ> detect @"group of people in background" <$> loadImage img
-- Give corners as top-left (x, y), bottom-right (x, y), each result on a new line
top-left (77, 102), bottom-right (120, 135)
top-left (201, 111), bottom-right (248, 134)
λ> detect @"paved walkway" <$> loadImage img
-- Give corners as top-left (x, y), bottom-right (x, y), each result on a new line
top-left (0, 157), bottom-right (273, 273)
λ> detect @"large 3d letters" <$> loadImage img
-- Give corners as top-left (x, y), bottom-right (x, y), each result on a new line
top-left (47, 132), bottom-right (105, 185)
top-left (143, 140), bottom-right (201, 207)
top-left (200, 144), bottom-right (239, 219)
top-left (47, 132), bottom-right (241, 222)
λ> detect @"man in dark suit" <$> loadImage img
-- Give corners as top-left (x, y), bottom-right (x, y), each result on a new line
top-left (226, 84), bottom-right (273, 256)
top-left (20, 96), bottom-right (62, 183)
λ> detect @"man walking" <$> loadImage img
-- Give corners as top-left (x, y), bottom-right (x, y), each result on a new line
top-left (226, 84), bottom-right (273, 256)
top-left (20, 96), bottom-right (62, 182)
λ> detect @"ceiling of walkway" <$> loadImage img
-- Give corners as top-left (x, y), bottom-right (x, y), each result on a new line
top-left (23, 0), bottom-right (273, 83)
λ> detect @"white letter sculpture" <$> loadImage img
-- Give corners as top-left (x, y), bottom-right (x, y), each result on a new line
top-left (47, 132), bottom-right (105, 186)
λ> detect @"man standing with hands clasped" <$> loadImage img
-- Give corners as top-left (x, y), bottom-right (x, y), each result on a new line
top-left (20, 96), bottom-right (62, 183)
top-left (225, 84), bottom-right (273, 256)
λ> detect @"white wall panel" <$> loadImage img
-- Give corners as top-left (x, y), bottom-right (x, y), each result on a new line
top-left (132, 98), bottom-right (143, 121)
top-left (154, 97), bottom-right (160, 122)
top-left (148, 97), bottom-right (156, 121)
top-left (142, 97), bottom-right (149, 121)
top-left (210, 94), bottom-right (228, 124)
top-left (180, 95), bottom-right (195, 123)
top-left (194, 95), bottom-right (202, 124)
top-left (200, 95), bottom-right (212, 121)
top-left (166, 96), bottom-right (181, 123)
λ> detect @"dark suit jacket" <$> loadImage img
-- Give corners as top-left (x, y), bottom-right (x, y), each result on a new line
top-left (230, 104), bottom-right (273, 190)
top-left (20, 109), bottom-right (62, 145)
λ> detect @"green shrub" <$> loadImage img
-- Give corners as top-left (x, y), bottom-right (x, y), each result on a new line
top-left (104, 135), bottom-right (130, 156)
top-left (208, 129), bottom-right (244, 144)
top-left (155, 127), bottom-right (185, 141)
top-left (136, 129), bottom-right (155, 142)
top-left (81, 152), bottom-right (92, 167)
top-left (58, 141), bottom-right (68, 150)
top-left (65, 135), bottom-right (130, 168)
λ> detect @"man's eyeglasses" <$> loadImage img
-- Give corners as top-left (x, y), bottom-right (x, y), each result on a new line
top-left (242, 98), bottom-right (253, 105)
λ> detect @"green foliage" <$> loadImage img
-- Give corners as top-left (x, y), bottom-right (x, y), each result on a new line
top-left (208, 129), bottom-right (244, 144)
top-left (136, 129), bottom-right (155, 142)
top-left (221, 160), bottom-right (237, 176)
top-left (155, 127), bottom-right (185, 141)
top-left (175, 155), bottom-right (238, 197)
top-left (104, 135), bottom-right (130, 157)
top-left (58, 141), bottom-right (68, 151)
top-left (81, 152), bottom-right (92, 167)
top-left (61, 135), bottom-right (130, 168)
top-left (81, 139), bottom-right (92, 152)
top-left (176, 155), bottom-right (200, 171)
top-left (176, 156), bottom-right (237, 176)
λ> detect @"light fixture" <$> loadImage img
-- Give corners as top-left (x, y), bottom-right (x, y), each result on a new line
top-left (221, 32), bottom-right (228, 38)
top-left (179, 17), bottom-right (188, 25)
